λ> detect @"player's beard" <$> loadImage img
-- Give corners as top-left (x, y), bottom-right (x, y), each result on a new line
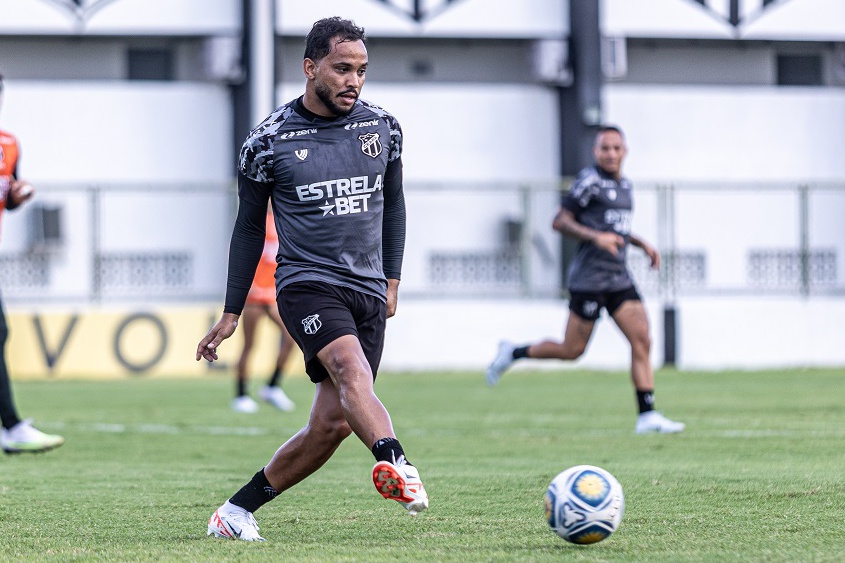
top-left (315, 83), bottom-right (355, 117)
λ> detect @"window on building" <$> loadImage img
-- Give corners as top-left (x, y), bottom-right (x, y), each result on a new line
top-left (127, 48), bottom-right (174, 81)
top-left (776, 54), bottom-right (823, 86)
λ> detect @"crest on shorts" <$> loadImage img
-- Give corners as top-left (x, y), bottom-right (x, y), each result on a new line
top-left (583, 301), bottom-right (598, 318)
top-left (302, 314), bottom-right (322, 335)
top-left (295, 149), bottom-right (308, 161)
top-left (358, 133), bottom-right (382, 158)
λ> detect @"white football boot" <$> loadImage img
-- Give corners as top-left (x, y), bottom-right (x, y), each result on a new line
top-left (1, 419), bottom-right (65, 454)
top-left (372, 457), bottom-right (429, 516)
top-left (635, 411), bottom-right (686, 434)
top-left (207, 501), bottom-right (265, 541)
top-left (231, 395), bottom-right (259, 413)
top-left (259, 386), bottom-right (295, 412)
top-left (486, 340), bottom-right (516, 386)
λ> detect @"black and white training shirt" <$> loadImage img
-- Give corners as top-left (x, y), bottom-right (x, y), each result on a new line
top-left (560, 165), bottom-right (636, 293)
top-left (224, 96), bottom-right (406, 314)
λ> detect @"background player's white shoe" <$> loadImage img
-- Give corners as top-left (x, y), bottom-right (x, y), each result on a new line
top-left (635, 411), bottom-right (685, 434)
top-left (1, 419), bottom-right (64, 454)
top-left (231, 396), bottom-right (259, 413)
top-left (486, 341), bottom-right (515, 386)
top-left (260, 385), bottom-right (295, 412)
top-left (207, 501), bottom-right (265, 541)
top-left (372, 458), bottom-right (429, 516)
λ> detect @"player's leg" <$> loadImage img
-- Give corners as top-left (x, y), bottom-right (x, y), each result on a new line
top-left (611, 296), bottom-right (684, 434)
top-left (330, 291), bottom-right (427, 515)
top-left (527, 312), bottom-right (595, 360)
top-left (609, 299), bottom-right (653, 391)
top-left (282, 282), bottom-right (426, 514)
top-left (317, 332), bottom-right (405, 441)
top-left (486, 292), bottom-right (598, 386)
top-left (0, 301), bottom-right (21, 430)
top-left (232, 304), bottom-right (261, 413)
top-left (263, 376), bottom-right (352, 490)
top-left (259, 304), bottom-right (296, 411)
top-left (208, 377), bottom-right (352, 541)
top-left (0, 297), bottom-right (64, 454)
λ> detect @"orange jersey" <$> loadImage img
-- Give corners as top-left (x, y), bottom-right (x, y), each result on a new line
top-left (0, 129), bottom-right (21, 234)
top-left (246, 211), bottom-right (279, 305)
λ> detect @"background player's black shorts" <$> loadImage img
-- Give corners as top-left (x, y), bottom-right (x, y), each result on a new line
top-left (277, 281), bottom-right (386, 384)
top-left (568, 286), bottom-right (642, 321)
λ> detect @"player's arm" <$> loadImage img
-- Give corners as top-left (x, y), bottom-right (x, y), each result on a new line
top-left (382, 156), bottom-right (405, 318)
top-left (196, 174), bottom-right (269, 361)
top-left (5, 150), bottom-right (33, 210)
top-left (628, 234), bottom-right (660, 269)
top-left (6, 180), bottom-right (34, 210)
top-left (553, 207), bottom-right (624, 256)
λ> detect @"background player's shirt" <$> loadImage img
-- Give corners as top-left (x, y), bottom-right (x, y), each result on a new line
top-left (246, 210), bottom-right (279, 306)
top-left (0, 129), bottom-right (21, 236)
top-left (560, 165), bottom-right (636, 292)
top-left (236, 97), bottom-right (405, 302)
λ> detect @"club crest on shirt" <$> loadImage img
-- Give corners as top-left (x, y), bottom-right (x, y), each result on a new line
top-left (358, 133), bottom-right (382, 158)
top-left (295, 149), bottom-right (308, 161)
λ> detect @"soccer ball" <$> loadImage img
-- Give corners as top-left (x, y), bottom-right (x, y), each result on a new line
top-left (544, 465), bottom-right (625, 544)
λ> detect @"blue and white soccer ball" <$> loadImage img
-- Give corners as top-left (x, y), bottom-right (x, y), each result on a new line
top-left (544, 465), bottom-right (625, 544)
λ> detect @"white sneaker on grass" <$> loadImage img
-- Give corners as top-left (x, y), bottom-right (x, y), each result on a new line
top-left (231, 395), bottom-right (259, 413)
top-left (259, 385), bottom-right (295, 412)
top-left (486, 340), bottom-right (515, 386)
top-left (1, 419), bottom-right (64, 454)
top-left (635, 411), bottom-right (685, 434)
top-left (372, 457), bottom-right (429, 516)
top-left (207, 501), bottom-right (265, 541)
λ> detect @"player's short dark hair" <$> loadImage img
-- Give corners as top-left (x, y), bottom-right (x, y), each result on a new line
top-left (304, 17), bottom-right (366, 61)
top-left (597, 125), bottom-right (624, 138)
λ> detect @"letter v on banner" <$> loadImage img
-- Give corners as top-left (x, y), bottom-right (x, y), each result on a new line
top-left (31, 314), bottom-right (79, 372)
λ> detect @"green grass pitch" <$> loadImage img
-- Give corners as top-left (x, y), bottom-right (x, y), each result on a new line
top-left (1, 368), bottom-right (844, 562)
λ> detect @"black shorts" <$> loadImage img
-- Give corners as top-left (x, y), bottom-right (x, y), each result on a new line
top-left (568, 286), bottom-right (641, 321)
top-left (277, 281), bottom-right (386, 384)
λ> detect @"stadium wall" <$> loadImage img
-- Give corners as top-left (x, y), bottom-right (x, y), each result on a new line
top-left (7, 296), bottom-right (845, 380)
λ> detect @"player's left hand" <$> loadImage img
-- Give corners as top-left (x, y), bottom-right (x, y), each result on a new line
top-left (644, 245), bottom-right (661, 269)
top-left (386, 278), bottom-right (399, 318)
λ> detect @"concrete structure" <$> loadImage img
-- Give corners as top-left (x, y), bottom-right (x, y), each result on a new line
top-left (0, 0), bottom-right (843, 375)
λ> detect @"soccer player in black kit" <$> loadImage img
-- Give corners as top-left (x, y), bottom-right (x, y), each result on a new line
top-left (198, 17), bottom-right (427, 541)
top-left (486, 126), bottom-right (685, 435)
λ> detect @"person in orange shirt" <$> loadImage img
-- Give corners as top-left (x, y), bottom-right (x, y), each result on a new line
top-left (0, 73), bottom-right (64, 453)
top-left (232, 206), bottom-right (296, 413)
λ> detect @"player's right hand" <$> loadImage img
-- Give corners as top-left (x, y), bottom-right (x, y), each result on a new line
top-left (594, 232), bottom-right (625, 256)
top-left (196, 313), bottom-right (239, 362)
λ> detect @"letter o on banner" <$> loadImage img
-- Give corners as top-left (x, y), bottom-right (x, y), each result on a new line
top-left (113, 313), bottom-right (167, 374)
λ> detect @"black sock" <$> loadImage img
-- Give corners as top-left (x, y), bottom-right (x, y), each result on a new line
top-left (267, 369), bottom-right (282, 388)
top-left (513, 345), bottom-right (530, 360)
top-left (371, 437), bottom-right (410, 465)
top-left (236, 379), bottom-right (247, 398)
top-left (0, 314), bottom-right (22, 429)
top-left (228, 468), bottom-right (278, 513)
top-left (637, 390), bottom-right (655, 414)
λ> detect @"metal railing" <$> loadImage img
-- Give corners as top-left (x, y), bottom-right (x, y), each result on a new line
top-left (2, 180), bottom-right (843, 305)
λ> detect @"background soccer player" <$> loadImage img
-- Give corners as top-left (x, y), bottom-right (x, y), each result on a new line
top-left (486, 125), bottom-right (685, 435)
top-left (198, 17), bottom-right (427, 541)
top-left (232, 206), bottom-right (296, 414)
top-left (0, 74), bottom-right (65, 454)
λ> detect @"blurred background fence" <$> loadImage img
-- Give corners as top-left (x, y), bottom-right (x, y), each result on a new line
top-left (2, 181), bottom-right (843, 305)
